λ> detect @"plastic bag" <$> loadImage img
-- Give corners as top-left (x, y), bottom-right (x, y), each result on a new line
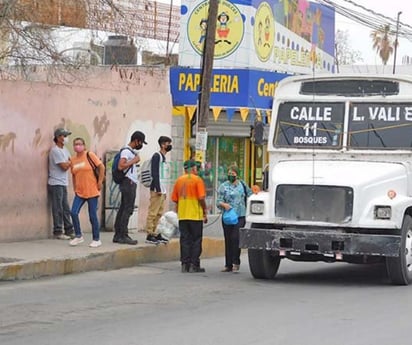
top-left (164, 211), bottom-right (179, 228)
top-left (222, 208), bottom-right (238, 225)
top-left (156, 211), bottom-right (179, 239)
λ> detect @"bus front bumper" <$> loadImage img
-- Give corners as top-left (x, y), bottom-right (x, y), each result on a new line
top-left (239, 227), bottom-right (401, 257)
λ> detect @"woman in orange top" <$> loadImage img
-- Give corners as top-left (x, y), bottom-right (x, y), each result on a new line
top-left (69, 137), bottom-right (105, 248)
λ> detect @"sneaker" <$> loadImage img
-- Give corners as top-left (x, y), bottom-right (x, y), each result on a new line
top-left (69, 237), bottom-right (84, 246)
top-left (232, 264), bottom-right (240, 273)
top-left (125, 234), bottom-right (136, 241)
top-left (188, 265), bottom-right (206, 273)
top-left (89, 240), bottom-right (102, 248)
top-left (145, 234), bottom-right (159, 245)
top-left (156, 233), bottom-right (169, 244)
top-left (65, 233), bottom-right (75, 239)
top-left (117, 236), bottom-right (138, 245)
top-left (55, 234), bottom-right (71, 240)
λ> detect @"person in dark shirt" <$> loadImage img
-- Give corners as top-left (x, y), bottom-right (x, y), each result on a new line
top-left (145, 136), bottom-right (173, 244)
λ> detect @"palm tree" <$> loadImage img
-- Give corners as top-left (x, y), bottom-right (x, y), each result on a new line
top-left (370, 25), bottom-right (395, 65)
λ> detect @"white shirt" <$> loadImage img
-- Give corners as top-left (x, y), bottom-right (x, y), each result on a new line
top-left (121, 146), bottom-right (139, 184)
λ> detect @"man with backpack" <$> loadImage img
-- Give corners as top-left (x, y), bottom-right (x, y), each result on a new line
top-left (145, 136), bottom-right (173, 244)
top-left (113, 131), bottom-right (147, 245)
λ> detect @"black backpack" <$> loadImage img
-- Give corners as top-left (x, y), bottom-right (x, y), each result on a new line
top-left (112, 147), bottom-right (135, 184)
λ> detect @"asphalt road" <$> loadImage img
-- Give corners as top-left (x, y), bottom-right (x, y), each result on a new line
top-left (0, 254), bottom-right (411, 345)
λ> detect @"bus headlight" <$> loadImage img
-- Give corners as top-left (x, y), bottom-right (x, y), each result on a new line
top-left (374, 206), bottom-right (391, 220)
top-left (250, 201), bottom-right (264, 215)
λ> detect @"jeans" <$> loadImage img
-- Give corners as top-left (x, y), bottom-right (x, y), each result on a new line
top-left (114, 178), bottom-right (137, 238)
top-left (48, 184), bottom-right (73, 236)
top-left (179, 220), bottom-right (203, 267)
top-left (222, 216), bottom-right (245, 269)
top-left (71, 195), bottom-right (100, 241)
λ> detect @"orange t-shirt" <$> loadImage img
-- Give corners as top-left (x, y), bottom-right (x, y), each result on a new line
top-left (171, 173), bottom-right (206, 221)
top-left (71, 151), bottom-right (102, 198)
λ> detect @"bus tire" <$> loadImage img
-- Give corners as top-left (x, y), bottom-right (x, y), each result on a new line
top-left (248, 249), bottom-right (281, 279)
top-left (386, 215), bottom-right (412, 285)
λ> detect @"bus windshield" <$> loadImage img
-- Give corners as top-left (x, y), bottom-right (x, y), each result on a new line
top-left (274, 102), bottom-right (412, 150)
top-left (348, 103), bottom-right (412, 149)
top-left (274, 102), bottom-right (345, 148)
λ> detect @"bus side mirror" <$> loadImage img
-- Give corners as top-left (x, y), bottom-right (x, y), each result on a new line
top-left (253, 121), bottom-right (265, 145)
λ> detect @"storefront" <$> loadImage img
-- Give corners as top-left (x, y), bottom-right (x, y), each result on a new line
top-left (170, 67), bottom-right (289, 213)
top-left (170, 0), bottom-right (335, 213)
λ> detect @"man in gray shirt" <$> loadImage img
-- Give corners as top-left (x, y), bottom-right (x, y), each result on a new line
top-left (48, 128), bottom-right (74, 239)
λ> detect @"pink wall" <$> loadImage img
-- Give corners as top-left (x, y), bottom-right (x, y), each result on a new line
top-left (0, 66), bottom-right (172, 242)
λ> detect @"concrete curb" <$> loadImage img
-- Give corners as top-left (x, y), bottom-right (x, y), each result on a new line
top-left (0, 237), bottom-right (225, 281)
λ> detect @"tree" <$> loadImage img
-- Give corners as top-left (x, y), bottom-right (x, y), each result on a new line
top-left (0, 0), bottom-right (115, 81)
top-left (334, 29), bottom-right (363, 72)
top-left (370, 24), bottom-right (395, 65)
top-left (0, 0), bottom-right (179, 82)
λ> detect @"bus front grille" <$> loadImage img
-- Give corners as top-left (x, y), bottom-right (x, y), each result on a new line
top-left (275, 185), bottom-right (353, 224)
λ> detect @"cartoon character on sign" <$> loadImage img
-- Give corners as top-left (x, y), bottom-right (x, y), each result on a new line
top-left (264, 15), bottom-right (271, 48)
top-left (215, 11), bottom-right (231, 45)
top-left (198, 19), bottom-right (207, 45)
top-left (253, 1), bottom-right (274, 62)
top-left (312, 8), bottom-right (323, 48)
top-left (187, 0), bottom-right (244, 59)
top-left (257, 21), bottom-right (263, 46)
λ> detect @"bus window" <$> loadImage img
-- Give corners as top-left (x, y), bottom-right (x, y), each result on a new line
top-left (273, 102), bottom-right (345, 148)
top-left (348, 103), bottom-right (412, 149)
top-left (300, 79), bottom-right (399, 96)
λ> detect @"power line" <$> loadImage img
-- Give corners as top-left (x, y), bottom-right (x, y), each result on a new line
top-left (315, 0), bottom-right (412, 41)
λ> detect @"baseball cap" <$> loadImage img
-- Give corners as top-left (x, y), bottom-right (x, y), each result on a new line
top-left (131, 130), bottom-right (147, 144)
top-left (184, 159), bottom-right (197, 169)
top-left (54, 128), bottom-right (72, 137)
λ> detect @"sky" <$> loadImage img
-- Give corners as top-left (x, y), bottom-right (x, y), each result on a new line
top-left (333, 0), bottom-right (412, 65)
top-left (124, 0), bottom-right (412, 66)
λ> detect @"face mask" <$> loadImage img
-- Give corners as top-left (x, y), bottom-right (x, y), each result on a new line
top-left (165, 144), bottom-right (172, 152)
top-left (63, 137), bottom-right (69, 145)
top-left (73, 144), bottom-right (85, 153)
top-left (228, 175), bottom-right (237, 183)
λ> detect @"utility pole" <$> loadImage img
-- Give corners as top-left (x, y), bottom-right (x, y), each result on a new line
top-left (194, 0), bottom-right (218, 163)
top-left (393, 11), bottom-right (402, 74)
top-left (165, 0), bottom-right (173, 63)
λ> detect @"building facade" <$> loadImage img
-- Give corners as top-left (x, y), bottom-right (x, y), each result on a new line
top-left (169, 0), bottom-right (336, 213)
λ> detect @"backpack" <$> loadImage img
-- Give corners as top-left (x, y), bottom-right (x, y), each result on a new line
top-left (112, 147), bottom-right (135, 184)
top-left (139, 152), bottom-right (160, 188)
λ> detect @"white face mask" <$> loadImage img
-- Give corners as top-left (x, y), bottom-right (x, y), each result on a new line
top-left (63, 137), bottom-right (69, 145)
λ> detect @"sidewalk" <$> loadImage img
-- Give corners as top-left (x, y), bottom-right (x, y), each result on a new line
top-left (0, 222), bottom-right (225, 281)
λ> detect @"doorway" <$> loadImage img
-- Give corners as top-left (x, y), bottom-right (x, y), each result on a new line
top-left (204, 137), bottom-right (247, 214)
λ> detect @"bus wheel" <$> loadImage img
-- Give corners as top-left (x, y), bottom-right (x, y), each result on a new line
top-left (248, 249), bottom-right (281, 279)
top-left (386, 215), bottom-right (412, 285)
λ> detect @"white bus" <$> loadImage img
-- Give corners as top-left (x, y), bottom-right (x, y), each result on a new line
top-left (240, 74), bottom-right (412, 285)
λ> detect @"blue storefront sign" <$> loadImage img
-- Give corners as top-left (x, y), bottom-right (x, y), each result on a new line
top-left (170, 67), bottom-right (291, 110)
